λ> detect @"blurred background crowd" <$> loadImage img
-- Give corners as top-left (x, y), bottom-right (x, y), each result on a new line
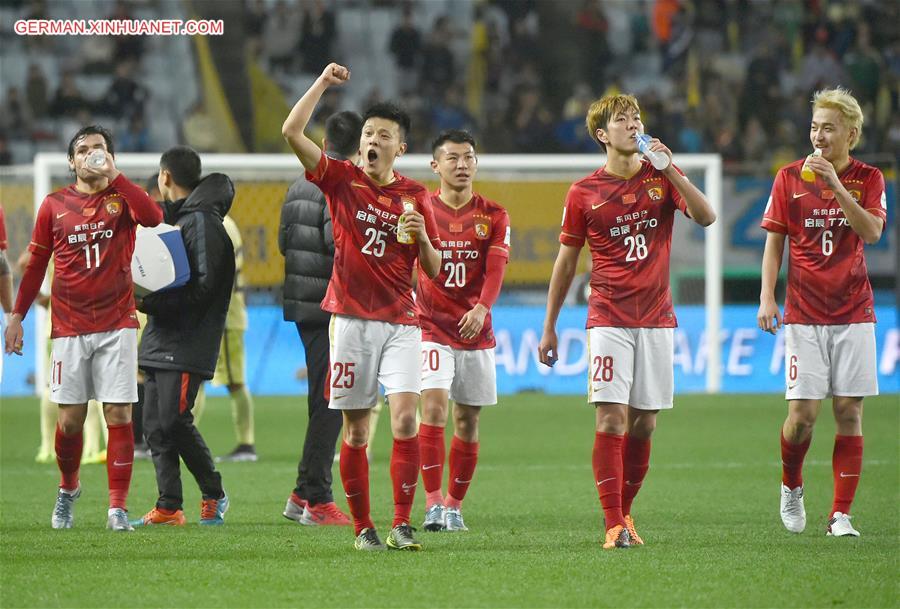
top-left (1, 0), bottom-right (898, 175)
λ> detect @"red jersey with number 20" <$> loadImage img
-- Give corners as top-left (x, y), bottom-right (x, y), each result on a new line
top-left (417, 191), bottom-right (510, 349)
top-left (760, 157), bottom-right (886, 325)
top-left (560, 161), bottom-right (689, 328)
top-left (307, 155), bottom-right (440, 325)
top-left (28, 174), bottom-right (162, 337)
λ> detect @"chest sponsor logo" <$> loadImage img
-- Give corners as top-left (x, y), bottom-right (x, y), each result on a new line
top-left (449, 222), bottom-right (463, 233)
top-left (622, 193), bottom-right (636, 205)
top-left (646, 187), bottom-right (663, 201)
top-left (473, 213), bottom-right (491, 240)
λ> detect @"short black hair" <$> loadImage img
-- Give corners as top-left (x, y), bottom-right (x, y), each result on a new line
top-left (431, 129), bottom-right (477, 156)
top-left (67, 124), bottom-right (115, 160)
top-left (159, 146), bottom-right (201, 190)
top-left (363, 102), bottom-right (410, 139)
top-left (324, 111), bottom-right (363, 158)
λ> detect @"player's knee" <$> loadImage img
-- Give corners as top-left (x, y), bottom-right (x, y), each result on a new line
top-left (343, 425), bottom-right (368, 447)
top-left (392, 411), bottom-right (418, 437)
top-left (834, 408), bottom-right (862, 428)
top-left (58, 418), bottom-right (83, 436)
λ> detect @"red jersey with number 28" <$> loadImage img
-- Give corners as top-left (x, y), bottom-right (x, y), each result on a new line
top-left (307, 155), bottom-right (440, 325)
top-left (28, 174), bottom-right (162, 337)
top-left (560, 161), bottom-right (689, 328)
top-left (417, 191), bottom-right (510, 349)
top-left (761, 157), bottom-right (886, 325)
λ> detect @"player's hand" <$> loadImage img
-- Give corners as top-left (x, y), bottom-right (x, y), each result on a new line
top-left (538, 328), bottom-right (558, 367)
top-left (458, 303), bottom-right (488, 342)
top-left (4, 314), bottom-right (24, 355)
top-left (83, 151), bottom-right (120, 182)
top-left (647, 137), bottom-right (674, 166)
top-left (318, 63), bottom-right (350, 87)
top-left (757, 298), bottom-right (782, 334)
top-left (402, 210), bottom-right (428, 240)
top-left (805, 154), bottom-right (839, 189)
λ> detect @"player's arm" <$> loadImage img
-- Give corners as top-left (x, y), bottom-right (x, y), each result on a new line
top-left (757, 231), bottom-right (785, 334)
top-left (403, 204), bottom-right (440, 278)
top-left (0, 249), bottom-right (13, 314)
top-left (458, 253), bottom-right (507, 341)
top-left (664, 169), bottom-right (716, 227)
top-left (282, 63), bottom-right (349, 172)
top-left (806, 155), bottom-right (883, 244)
top-left (113, 174), bottom-right (164, 227)
top-left (539, 244), bottom-right (581, 366)
top-left (5, 203), bottom-right (54, 355)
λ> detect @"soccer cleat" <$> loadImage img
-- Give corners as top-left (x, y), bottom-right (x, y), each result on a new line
top-left (282, 495), bottom-right (308, 523)
top-left (51, 486), bottom-right (81, 529)
top-left (199, 493), bottom-right (229, 525)
top-left (601, 524), bottom-right (631, 549)
top-left (780, 484), bottom-right (806, 533)
top-left (443, 507), bottom-right (468, 532)
top-left (215, 444), bottom-right (257, 463)
top-left (624, 515), bottom-right (644, 545)
top-left (107, 508), bottom-right (134, 532)
top-left (130, 507), bottom-right (186, 527)
top-left (387, 523), bottom-right (423, 551)
top-left (354, 528), bottom-right (386, 551)
top-left (827, 512), bottom-right (860, 537)
top-left (299, 502), bottom-right (352, 526)
top-left (423, 504), bottom-right (445, 532)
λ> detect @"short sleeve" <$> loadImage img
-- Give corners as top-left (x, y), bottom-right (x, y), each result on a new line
top-left (487, 208), bottom-right (510, 259)
top-left (761, 169), bottom-right (789, 234)
top-left (29, 198), bottom-right (54, 254)
top-left (862, 169), bottom-right (887, 222)
top-left (306, 154), bottom-right (349, 195)
top-left (559, 185), bottom-right (586, 247)
top-left (666, 164), bottom-right (689, 215)
top-left (419, 190), bottom-right (442, 247)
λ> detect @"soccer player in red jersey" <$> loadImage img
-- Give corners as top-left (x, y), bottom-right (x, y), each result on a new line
top-left (283, 63), bottom-right (441, 551)
top-left (4, 125), bottom-right (163, 531)
top-left (538, 95), bottom-right (716, 549)
top-left (758, 88), bottom-right (886, 538)
top-left (417, 130), bottom-right (510, 533)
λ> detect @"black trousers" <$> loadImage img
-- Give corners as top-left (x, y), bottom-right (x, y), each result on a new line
top-left (143, 368), bottom-right (223, 511)
top-left (294, 322), bottom-right (343, 505)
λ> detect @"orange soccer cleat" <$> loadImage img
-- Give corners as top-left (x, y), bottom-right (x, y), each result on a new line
top-left (131, 507), bottom-right (186, 527)
top-left (602, 524), bottom-right (631, 549)
top-left (624, 515), bottom-right (644, 545)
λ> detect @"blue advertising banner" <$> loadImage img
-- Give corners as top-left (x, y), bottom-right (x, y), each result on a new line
top-left (2, 305), bottom-right (897, 396)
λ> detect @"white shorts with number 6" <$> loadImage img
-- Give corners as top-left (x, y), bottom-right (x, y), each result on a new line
top-left (328, 315), bottom-right (421, 410)
top-left (784, 323), bottom-right (878, 400)
top-left (421, 341), bottom-right (497, 406)
top-left (587, 327), bottom-right (673, 410)
top-left (50, 328), bottom-right (138, 405)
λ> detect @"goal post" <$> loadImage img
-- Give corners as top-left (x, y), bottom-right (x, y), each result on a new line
top-left (32, 152), bottom-right (723, 394)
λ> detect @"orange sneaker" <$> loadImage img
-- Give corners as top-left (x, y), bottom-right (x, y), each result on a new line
top-left (601, 524), bottom-right (631, 549)
top-left (299, 501), bottom-right (352, 526)
top-left (131, 507), bottom-right (186, 527)
top-left (624, 515), bottom-right (644, 545)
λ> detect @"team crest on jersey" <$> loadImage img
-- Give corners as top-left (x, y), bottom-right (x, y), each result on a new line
top-left (646, 187), bottom-right (663, 201)
top-left (848, 189), bottom-right (862, 203)
top-left (104, 197), bottom-right (123, 215)
top-left (473, 214), bottom-right (491, 239)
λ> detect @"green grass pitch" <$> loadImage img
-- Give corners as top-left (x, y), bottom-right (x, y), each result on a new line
top-left (1, 393), bottom-right (897, 608)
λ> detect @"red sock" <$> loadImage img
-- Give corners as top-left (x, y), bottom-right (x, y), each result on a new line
top-left (593, 432), bottom-right (625, 530)
top-left (418, 423), bottom-right (445, 505)
top-left (621, 434), bottom-right (651, 516)
top-left (446, 435), bottom-right (479, 509)
top-left (55, 424), bottom-right (83, 491)
top-left (832, 434), bottom-right (863, 515)
top-left (106, 422), bottom-right (134, 509)
top-left (390, 436), bottom-right (419, 528)
top-left (781, 432), bottom-right (811, 489)
top-left (339, 441), bottom-right (373, 535)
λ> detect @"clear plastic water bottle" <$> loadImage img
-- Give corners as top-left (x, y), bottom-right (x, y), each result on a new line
top-left (87, 149), bottom-right (106, 168)
top-left (636, 134), bottom-right (670, 170)
top-left (397, 201), bottom-right (416, 244)
top-left (800, 148), bottom-right (822, 182)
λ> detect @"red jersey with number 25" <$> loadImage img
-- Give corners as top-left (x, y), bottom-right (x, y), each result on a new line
top-left (417, 191), bottom-right (510, 349)
top-left (761, 157), bottom-right (886, 325)
top-left (560, 161), bottom-right (689, 328)
top-left (307, 155), bottom-right (440, 325)
top-left (29, 175), bottom-right (162, 337)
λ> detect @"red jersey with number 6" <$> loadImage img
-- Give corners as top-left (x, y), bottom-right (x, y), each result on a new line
top-left (417, 191), bottom-right (510, 349)
top-left (560, 161), bottom-right (689, 328)
top-left (28, 174), bottom-right (163, 337)
top-left (760, 157), bottom-right (886, 325)
top-left (307, 155), bottom-right (440, 325)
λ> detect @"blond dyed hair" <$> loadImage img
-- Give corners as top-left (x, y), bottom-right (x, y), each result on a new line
top-left (812, 87), bottom-right (864, 149)
top-left (585, 94), bottom-right (640, 148)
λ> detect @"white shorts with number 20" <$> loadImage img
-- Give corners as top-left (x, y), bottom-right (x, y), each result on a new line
top-left (784, 323), bottom-right (878, 400)
top-left (328, 314), bottom-right (421, 410)
top-left (421, 341), bottom-right (497, 406)
top-left (587, 327), bottom-right (674, 410)
top-left (50, 328), bottom-right (138, 404)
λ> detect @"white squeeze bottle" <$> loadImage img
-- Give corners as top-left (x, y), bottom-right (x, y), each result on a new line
top-left (636, 134), bottom-right (670, 170)
top-left (800, 148), bottom-right (822, 182)
top-left (397, 201), bottom-right (416, 244)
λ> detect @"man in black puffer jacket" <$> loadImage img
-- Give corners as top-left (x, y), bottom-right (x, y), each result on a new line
top-left (279, 110), bottom-right (361, 526)
top-left (133, 146), bottom-right (235, 527)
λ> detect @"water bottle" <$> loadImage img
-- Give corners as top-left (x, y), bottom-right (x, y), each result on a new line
top-left (87, 149), bottom-right (106, 169)
top-left (636, 134), bottom-right (670, 170)
top-left (800, 148), bottom-right (822, 182)
top-left (397, 201), bottom-right (416, 244)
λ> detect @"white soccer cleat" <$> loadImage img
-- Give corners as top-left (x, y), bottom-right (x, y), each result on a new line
top-left (827, 512), bottom-right (860, 537)
top-left (423, 504), bottom-right (444, 532)
top-left (443, 507), bottom-right (468, 532)
top-left (780, 484), bottom-right (806, 533)
top-left (51, 486), bottom-right (81, 529)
